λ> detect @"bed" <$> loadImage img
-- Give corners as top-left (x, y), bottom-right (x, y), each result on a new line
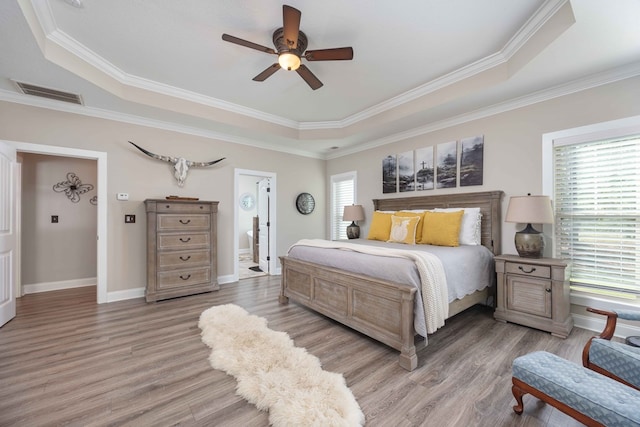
top-left (279, 190), bottom-right (504, 371)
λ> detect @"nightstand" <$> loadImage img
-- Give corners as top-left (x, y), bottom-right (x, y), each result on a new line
top-left (494, 254), bottom-right (573, 338)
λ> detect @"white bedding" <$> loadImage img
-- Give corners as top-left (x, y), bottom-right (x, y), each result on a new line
top-left (287, 239), bottom-right (495, 338)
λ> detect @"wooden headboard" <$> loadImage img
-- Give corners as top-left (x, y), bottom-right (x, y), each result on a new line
top-left (373, 190), bottom-right (504, 255)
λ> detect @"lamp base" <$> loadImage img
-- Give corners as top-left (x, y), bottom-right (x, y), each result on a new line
top-left (346, 222), bottom-right (360, 239)
top-left (514, 223), bottom-right (545, 258)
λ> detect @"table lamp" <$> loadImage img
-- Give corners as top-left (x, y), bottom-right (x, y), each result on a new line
top-left (343, 205), bottom-right (365, 239)
top-left (505, 194), bottom-right (554, 258)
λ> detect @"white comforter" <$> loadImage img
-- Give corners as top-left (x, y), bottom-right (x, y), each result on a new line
top-left (289, 239), bottom-right (449, 334)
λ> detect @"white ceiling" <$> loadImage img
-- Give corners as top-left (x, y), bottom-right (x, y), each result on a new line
top-left (1, 0), bottom-right (639, 158)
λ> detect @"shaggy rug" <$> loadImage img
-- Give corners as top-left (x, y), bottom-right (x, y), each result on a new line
top-left (198, 304), bottom-right (365, 426)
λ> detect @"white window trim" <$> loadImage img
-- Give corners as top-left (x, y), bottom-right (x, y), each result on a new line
top-left (542, 114), bottom-right (640, 311)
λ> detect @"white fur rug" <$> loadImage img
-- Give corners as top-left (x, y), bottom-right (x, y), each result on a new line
top-left (198, 304), bottom-right (365, 426)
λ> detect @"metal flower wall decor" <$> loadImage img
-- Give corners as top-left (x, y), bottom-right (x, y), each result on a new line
top-left (53, 172), bottom-right (94, 203)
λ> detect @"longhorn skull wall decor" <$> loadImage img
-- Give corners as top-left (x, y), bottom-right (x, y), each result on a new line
top-left (129, 141), bottom-right (225, 187)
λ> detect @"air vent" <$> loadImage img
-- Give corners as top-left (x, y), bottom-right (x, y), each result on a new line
top-left (14, 81), bottom-right (83, 105)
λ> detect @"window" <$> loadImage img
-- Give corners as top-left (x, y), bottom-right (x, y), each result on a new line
top-left (330, 171), bottom-right (356, 240)
top-left (553, 134), bottom-right (640, 302)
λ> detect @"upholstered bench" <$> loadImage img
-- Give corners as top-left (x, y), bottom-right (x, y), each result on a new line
top-left (512, 351), bottom-right (640, 427)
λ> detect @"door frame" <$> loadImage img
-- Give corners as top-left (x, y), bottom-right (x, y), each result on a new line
top-left (233, 168), bottom-right (277, 281)
top-left (10, 141), bottom-right (108, 304)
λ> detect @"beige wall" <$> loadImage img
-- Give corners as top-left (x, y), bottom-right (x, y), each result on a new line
top-left (326, 75), bottom-right (640, 257)
top-left (0, 102), bottom-right (326, 295)
top-left (3, 75), bottom-right (640, 300)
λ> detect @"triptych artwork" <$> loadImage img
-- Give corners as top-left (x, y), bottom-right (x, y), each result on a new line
top-left (382, 135), bottom-right (484, 194)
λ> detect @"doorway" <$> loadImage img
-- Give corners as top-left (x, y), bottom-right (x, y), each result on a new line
top-left (10, 141), bottom-right (107, 303)
top-left (234, 169), bottom-right (276, 281)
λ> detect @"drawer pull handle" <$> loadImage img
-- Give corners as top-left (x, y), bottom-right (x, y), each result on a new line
top-left (180, 219), bottom-right (191, 224)
top-left (518, 266), bottom-right (536, 274)
top-left (180, 274), bottom-right (191, 280)
top-left (545, 288), bottom-right (551, 293)
top-left (180, 237), bottom-right (191, 243)
top-left (179, 256), bottom-right (191, 261)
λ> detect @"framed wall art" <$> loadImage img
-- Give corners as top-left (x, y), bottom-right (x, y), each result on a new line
top-left (415, 146), bottom-right (434, 191)
top-left (382, 154), bottom-right (397, 194)
top-left (398, 151), bottom-right (415, 192)
top-left (436, 141), bottom-right (457, 189)
top-left (460, 135), bottom-right (484, 187)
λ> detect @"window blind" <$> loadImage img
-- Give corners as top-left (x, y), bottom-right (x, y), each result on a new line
top-left (331, 173), bottom-right (355, 240)
top-left (553, 136), bottom-right (640, 300)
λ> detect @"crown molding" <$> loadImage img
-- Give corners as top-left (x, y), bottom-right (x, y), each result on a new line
top-left (325, 61), bottom-right (640, 159)
top-left (23, 0), bottom-right (570, 132)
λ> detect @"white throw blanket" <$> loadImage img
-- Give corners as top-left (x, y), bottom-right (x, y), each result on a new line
top-left (289, 239), bottom-right (449, 334)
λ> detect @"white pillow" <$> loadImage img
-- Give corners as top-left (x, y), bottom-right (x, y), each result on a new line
top-left (433, 207), bottom-right (481, 245)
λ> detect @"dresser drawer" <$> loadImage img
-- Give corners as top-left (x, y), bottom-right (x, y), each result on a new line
top-left (158, 232), bottom-right (210, 250)
top-left (157, 267), bottom-right (211, 290)
top-left (157, 214), bottom-right (210, 231)
top-left (155, 202), bottom-right (212, 213)
top-left (157, 249), bottom-right (210, 270)
top-left (505, 262), bottom-right (551, 279)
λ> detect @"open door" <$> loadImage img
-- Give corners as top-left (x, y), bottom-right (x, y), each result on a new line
top-left (257, 178), bottom-right (270, 273)
top-left (0, 141), bottom-right (17, 327)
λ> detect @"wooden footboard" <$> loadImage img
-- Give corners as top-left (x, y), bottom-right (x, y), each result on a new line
top-left (279, 256), bottom-right (420, 371)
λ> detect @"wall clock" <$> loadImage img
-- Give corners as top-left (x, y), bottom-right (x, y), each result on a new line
top-left (296, 192), bottom-right (315, 215)
top-left (239, 192), bottom-right (255, 211)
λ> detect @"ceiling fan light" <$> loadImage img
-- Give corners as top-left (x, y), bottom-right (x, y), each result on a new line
top-left (278, 53), bottom-right (301, 71)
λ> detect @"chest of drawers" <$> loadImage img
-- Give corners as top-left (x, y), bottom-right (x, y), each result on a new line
top-left (145, 199), bottom-right (219, 302)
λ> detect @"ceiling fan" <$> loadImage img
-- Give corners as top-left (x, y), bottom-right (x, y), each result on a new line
top-left (222, 5), bottom-right (354, 90)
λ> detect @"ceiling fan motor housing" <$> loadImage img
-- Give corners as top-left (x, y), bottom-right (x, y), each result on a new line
top-left (273, 27), bottom-right (307, 56)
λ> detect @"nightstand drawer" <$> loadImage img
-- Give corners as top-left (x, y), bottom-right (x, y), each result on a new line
top-left (505, 262), bottom-right (551, 279)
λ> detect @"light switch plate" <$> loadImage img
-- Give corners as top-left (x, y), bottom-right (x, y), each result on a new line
top-left (117, 193), bottom-right (129, 201)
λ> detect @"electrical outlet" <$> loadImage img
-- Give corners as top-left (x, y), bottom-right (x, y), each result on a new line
top-left (51, 215), bottom-right (58, 223)
top-left (125, 214), bottom-right (135, 223)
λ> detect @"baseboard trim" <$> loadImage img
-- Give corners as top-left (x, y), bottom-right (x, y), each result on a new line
top-left (107, 287), bottom-right (145, 302)
top-left (23, 277), bottom-right (96, 294)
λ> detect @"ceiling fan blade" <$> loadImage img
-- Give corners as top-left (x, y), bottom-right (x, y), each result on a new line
top-left (305, 47), bottom-right (354, 61)
top-left (282, 5), bottom-right (301, 50)
top-left (296, 65), bottom-right (323, 90)
top-left (222, 34), bottom-right (276, 55)
top-left (252, 64), bottom-right (280, 82)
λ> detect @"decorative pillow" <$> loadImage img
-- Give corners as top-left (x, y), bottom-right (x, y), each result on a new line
top-left (395, 211), bottom-right (425, 242)
top-left (434, 207), bottom-right (481, 245)
top-left (387, 215), bottom-right (421, 244)
top-left (367, 211), bottom-right (394, 241)
top-left (420, 210), bottom-right (464, 247)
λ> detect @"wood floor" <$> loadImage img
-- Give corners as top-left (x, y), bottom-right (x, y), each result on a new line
top-left (0, 276), bottom-right (595, 426)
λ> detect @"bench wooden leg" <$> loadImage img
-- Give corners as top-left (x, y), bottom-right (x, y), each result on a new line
top-left (511, 382), bottom-right (525, 414)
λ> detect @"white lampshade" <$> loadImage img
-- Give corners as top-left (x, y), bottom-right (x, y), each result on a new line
top-left (278, 53), bottom-right (301, 71)
top-left (343, 205), bottom-right (365, 222)
top-left (505, 195), bottom-right (554, 224)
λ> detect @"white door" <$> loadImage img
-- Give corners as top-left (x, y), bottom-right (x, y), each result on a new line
top-left (0, 141), bottom-right (17, 327)
top-left (257, 178), bottom-right (270, 273)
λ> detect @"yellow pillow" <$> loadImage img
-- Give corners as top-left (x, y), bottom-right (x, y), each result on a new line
top-left (367, 211), bottom-right (394, 241)
top-left (395, 211), bottom-right (425, 242)
top-left (420, 210), bottom-right (464, 247)
top-left (388, 215), bottom-right (421, 244)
